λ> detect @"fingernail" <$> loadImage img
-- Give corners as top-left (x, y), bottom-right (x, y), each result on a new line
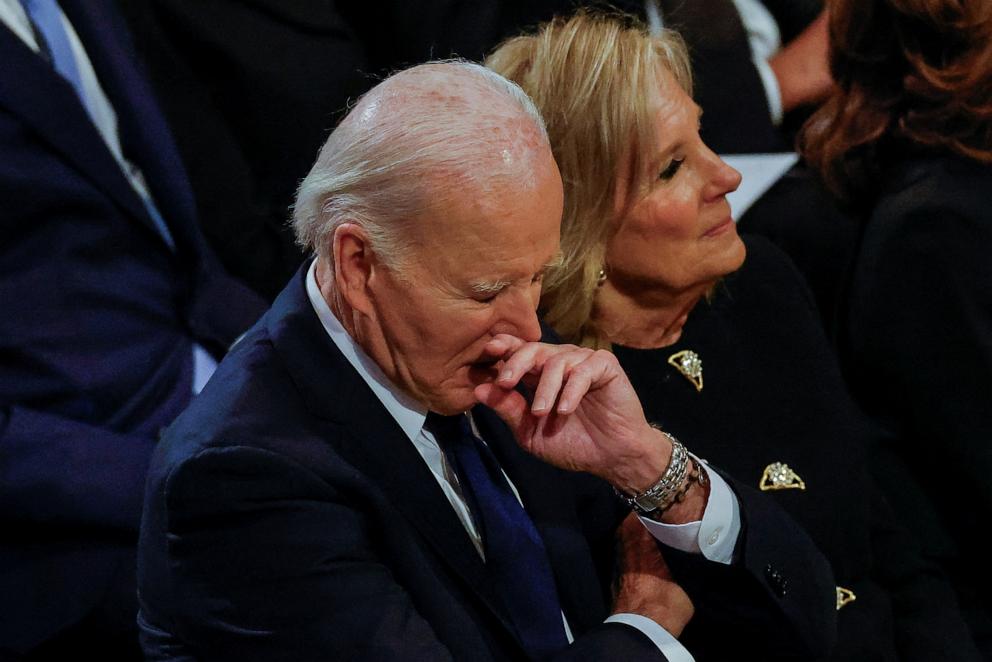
top-left (557, 401), bottom-right (570, 413)
top-left (500, 369), bottom-right (513, 382)
top-left (533, 398), bottom-right (547, 412)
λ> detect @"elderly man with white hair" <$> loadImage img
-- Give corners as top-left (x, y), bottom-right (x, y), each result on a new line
top-left (136, 61), bottom-right (835, 661)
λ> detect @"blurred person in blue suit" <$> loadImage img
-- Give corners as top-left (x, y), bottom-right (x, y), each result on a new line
top-left (0, 1), bottom-right (265, 658)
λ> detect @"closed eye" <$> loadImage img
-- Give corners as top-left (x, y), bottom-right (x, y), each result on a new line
top-left (659, 158), bottom-right (684, 181)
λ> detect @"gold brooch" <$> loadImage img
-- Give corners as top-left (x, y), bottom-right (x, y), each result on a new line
top-left (836, 586), bottom-right (857, 610)
top-left (759, 462), bottom-right (806, 491)
top-left (668, 349), bottom-right (703, 391)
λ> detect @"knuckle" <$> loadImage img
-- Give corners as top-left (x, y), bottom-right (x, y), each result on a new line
top-left (593, 349), bottom-right (617, 364)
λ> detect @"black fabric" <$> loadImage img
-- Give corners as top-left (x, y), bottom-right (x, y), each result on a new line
top-left (659, 0), bottom-right (787, 153)
top-left (737, 164), bottom-right (860, 340)
top-left (614, 236), bottom-right (982, 660)
top-left (840, 154), bottom-right (992, 657)
top-left (115, 0), bottom-right (577, 299)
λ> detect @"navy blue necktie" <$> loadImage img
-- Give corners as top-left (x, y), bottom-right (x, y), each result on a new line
top-left (426, 413), bottom-right (569, 659)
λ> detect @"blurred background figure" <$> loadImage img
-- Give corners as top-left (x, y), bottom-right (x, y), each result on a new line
top-left (0, 1), bottom-right (265, 658)
top-left (488, 10), bottom-right (982, 660)
top-left (802, 0), bottom-right (992, 654)
top-left (644, 0), bottom-right (830, 153)
top-left (117, 0), bottom-right (568, 299)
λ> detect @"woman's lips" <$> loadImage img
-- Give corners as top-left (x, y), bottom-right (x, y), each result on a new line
top-left (703, 217), bottom-right (734, 238)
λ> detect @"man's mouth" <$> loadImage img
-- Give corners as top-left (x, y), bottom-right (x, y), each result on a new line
top-left (468, 357), bottom-right (503, 380)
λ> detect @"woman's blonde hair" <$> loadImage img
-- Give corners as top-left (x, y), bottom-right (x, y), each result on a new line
top-left (486, 11), bottom-right (691, 344)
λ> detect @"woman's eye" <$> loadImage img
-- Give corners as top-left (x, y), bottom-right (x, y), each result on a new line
top-left (659, 158), bottom-right (684, 181)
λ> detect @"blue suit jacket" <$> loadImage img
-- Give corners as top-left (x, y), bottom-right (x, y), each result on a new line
top-left (137, 264), bottom-right (836, 660)
top-left (0, 1), bottom-right (265, 654)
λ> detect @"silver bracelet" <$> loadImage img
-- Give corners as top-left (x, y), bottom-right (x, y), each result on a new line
top-left (617, 431), bottom-right (692, 515)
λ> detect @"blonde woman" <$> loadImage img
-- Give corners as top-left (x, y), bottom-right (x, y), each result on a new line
top-left (488, 11), bottom-right (981, 660)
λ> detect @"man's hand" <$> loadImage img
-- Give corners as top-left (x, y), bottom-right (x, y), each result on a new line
top-left (474, 335), bottom-right (672, 496)
top-left (613, 513), bottom-right (694, 637)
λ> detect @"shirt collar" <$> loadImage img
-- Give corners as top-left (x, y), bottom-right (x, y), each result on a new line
top-left (305, 259), bottom-right (428, 443)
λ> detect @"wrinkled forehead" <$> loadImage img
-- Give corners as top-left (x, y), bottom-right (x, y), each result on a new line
top-left (408, 151), bottom-right (562, 278)
top-left (421, 142), bottom-right (561, 241)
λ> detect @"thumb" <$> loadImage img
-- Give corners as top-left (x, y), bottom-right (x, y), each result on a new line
top-left (474, 383), bottom-right (529, 432)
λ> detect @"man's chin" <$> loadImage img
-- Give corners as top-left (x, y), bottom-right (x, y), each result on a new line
top-left (430, 392), bottom-right (479, 416)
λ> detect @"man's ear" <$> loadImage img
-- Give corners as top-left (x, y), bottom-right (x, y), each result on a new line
top-left (332, 223), bottom-right (377, 316)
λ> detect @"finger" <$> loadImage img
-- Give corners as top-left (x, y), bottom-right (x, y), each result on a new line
top-left (500, 341), bottom-right (591, 390)
top-left (557, 351), bottom-right (611, 413)
top-left (556, 365), bottom-right (598, 414)
top-left (496, 342), bottom-right (553, 388)
top-left (530, 353), bottom-right (570, 415)
top-left (474, 382), bottom-right (529, 431)
top-left (482, 334), bottom-right (527, 361)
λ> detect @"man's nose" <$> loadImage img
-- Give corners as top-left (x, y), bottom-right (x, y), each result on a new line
top-left (494, 288), bottom-right (543, 343)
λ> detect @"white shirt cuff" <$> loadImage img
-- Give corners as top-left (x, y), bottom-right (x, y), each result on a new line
top-left (638, 459), bottom-right (741, 564)
top-left (605, 614), bottom-right (695, 661)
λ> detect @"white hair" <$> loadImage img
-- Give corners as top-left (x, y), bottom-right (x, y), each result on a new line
top-left (292, 60), bottom-right (549, 269)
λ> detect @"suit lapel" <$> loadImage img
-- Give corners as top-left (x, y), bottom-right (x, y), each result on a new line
top-left (0, 18), bottom-right (152, 231)
top-left (60, 0), bottom-right (200, 256)
top-left (266, 267), bottom-right (521, 642)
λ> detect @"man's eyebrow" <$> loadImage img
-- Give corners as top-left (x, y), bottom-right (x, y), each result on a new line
top-left (471, 279), bottom-right (511, 295)
top-left (469, 253), bottom-right (564, 295)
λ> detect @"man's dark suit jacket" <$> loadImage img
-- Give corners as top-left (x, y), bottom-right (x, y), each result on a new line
top-left (138, 264), bottom-right (837, 661)
top-left (0, 1), bottom-right (265, 656)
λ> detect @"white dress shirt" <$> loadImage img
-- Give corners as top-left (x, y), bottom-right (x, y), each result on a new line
top-left (306, 259), bottom-right (745, 660)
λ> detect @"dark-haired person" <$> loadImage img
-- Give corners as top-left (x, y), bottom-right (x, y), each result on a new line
top-left (488, 10), bottom-right (982, 660)
top-left (801, 0), bottom-right (992, 652)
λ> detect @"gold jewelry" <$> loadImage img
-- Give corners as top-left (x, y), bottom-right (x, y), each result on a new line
top-left (835, 586), bottom-right (857, 610)
top-left (667, 349), bottom-right (703, 391)
top-left (759, 462), bottom-right (806, 491)
top-left (596, 267), bottom-right (607, 286)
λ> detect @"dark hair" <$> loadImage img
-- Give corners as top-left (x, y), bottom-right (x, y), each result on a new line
top-left (801, 0), bottom-right (992, 205)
